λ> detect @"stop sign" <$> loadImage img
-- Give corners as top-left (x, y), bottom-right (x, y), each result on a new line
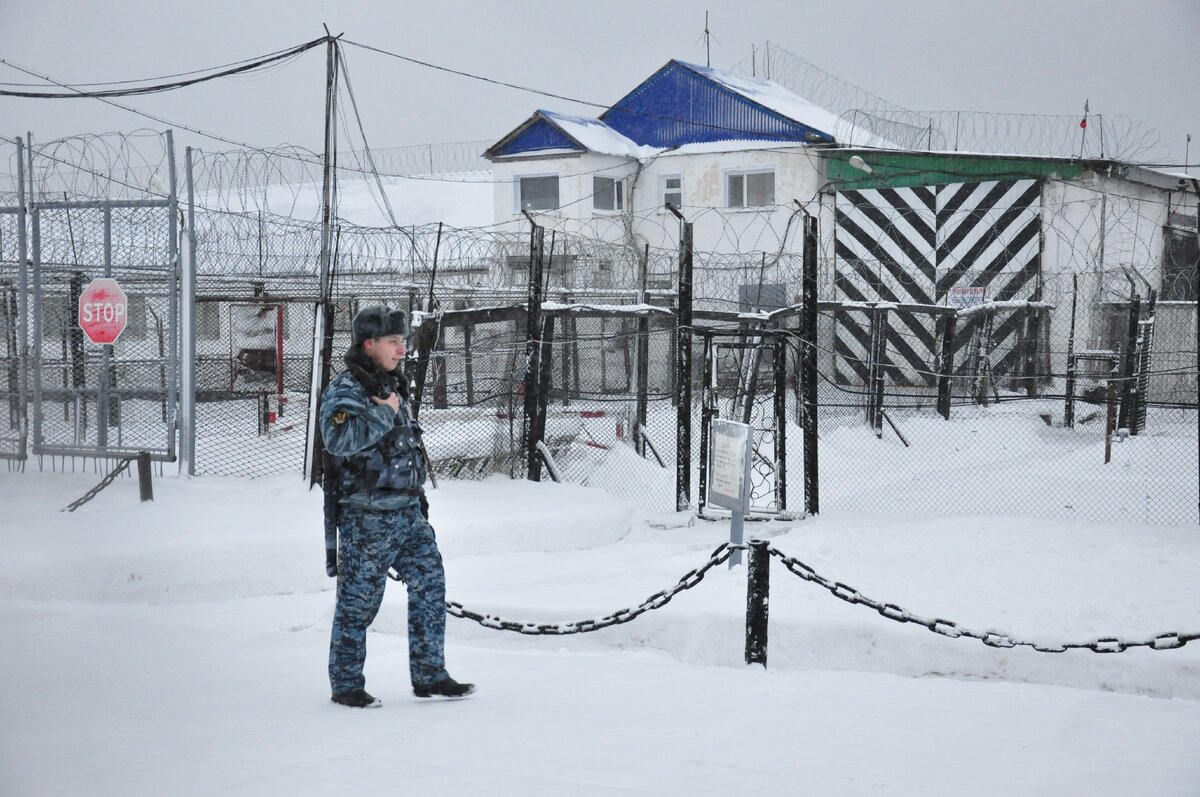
top-left (78, 278), bottom-right (129, 345)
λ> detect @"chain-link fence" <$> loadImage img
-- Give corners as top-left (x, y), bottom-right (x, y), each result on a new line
top-left (2, 131), bottom-right (1196, 525)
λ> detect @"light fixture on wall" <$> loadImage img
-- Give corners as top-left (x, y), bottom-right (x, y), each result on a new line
top-left (848, 155), bottom-right (873, 174)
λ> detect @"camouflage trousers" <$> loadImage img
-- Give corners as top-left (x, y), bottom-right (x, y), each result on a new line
top-left (329, 504), bottom-right (449, 694)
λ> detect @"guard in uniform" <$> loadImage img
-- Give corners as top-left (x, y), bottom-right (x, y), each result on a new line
top-left (320, 305), bottom-right (474, 708)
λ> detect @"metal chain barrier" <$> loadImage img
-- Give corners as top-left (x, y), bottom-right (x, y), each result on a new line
top-left (61, 456), bottom-right (135, 512)
top-left (446, 542), bottom-right (742, 635)
top-left (768, 546), bottom-right (1200, 654)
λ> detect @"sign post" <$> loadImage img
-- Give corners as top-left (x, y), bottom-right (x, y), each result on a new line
top-left (78, 277), bottom-right (129, 345)
top-left (707, 418), bottom-right (755, 568)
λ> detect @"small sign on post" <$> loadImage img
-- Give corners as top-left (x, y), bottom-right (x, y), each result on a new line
top-left (78, 277), bottom-right (129, 345)
top-left (947, 286), bottom-right (986, 309)
top-left (707, 418), bottom-right (755, 568)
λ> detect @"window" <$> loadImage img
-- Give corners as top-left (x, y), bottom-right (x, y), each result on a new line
top-left (197, 302), bottom-right (220, 341)
top-left (661, 175), bottom-right (682, 210)
top-left (593, 176), bottom-right (624, 212)
top-left (123, 296), bottom-right (148, 341)
top-left (727, 170), bottom-right (775, 208)
top-left (1163, 217), bottom-right (1198, 301)
top-left (517, 175), bottom-right (560, 212)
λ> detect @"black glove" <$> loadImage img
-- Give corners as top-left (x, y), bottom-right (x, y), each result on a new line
top-left (325, 547), bottom-right (338, 578)
top-left (419, 492), bottom-right (430, 520)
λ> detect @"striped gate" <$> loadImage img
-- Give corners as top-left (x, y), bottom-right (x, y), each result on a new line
top-left (834, 178), bottom-right (1042, 386)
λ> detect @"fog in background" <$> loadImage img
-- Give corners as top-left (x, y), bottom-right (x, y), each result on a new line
top-left (1, 0), bottom-right (1197, 168)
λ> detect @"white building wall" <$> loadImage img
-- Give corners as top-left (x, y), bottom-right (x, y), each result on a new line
top-left (1040, 173), bottom-right (1171, 371)
top-left (489, 144), bottom-right (824, 308)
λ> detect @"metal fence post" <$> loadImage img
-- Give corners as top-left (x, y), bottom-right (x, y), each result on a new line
top-left (1131, 289), bottom-right (1157, 435)
top-left (410, 317), bottom-right (436, 420)
top-left (937, 313), bottom-right (956, 420)
top-left (801, 214), bottom-right (819, 516)
top-left (532, 313), bottom-right (554, 475)
top-left (522, 220), bottom-right (545, 481)
top-left (675, 219), bottom-right (693, 511)
top-left (867, 307), bottom-right (887, 437)
top-left (635, 313), bottom-right (649, 457)
top-left (773, 333), bottom-right (787, 511)
top-left (698, 332), bottom-right (713, 512)
top-left (13, 136), bottom-right (29, 462)
top-left (1117, 294), bottom-right (1141, 430)
top-left (744, 539), bottom-right (770, 667)
top-left (137, 450), bottom-right (153, 502)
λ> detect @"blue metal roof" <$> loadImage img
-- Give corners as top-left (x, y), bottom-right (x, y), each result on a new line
top-left (485, 112), bottom-right (585, 159)
top-left (599, 60), bottom-right (832, 148)
top-left (484, 60), bottom-right (837, 159)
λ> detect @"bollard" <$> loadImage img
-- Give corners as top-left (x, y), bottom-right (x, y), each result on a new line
top-left (137, 451), bottom-right (154, 502)
top-left (745, 540), bottom-right (770, 667)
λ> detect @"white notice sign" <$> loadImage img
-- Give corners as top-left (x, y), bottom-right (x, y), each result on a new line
top-left (710, 432), bottom-right (743, 498)
top-left (707, 419), bottom-right (753, 514)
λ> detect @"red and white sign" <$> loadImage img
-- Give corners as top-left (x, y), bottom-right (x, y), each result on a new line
top-left (78, 277), bottom-right (129, 345)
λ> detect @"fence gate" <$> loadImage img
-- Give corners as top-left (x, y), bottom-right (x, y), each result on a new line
top-left (30, 197), bottom-right (178, 461)
top-left (698, 328), bottom-right (790, 518)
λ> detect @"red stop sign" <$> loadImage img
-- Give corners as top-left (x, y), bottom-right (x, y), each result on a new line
top-left (78, 278), bottom-right (129, 345)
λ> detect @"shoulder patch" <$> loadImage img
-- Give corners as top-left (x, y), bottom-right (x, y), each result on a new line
top-left (332, 410), bottom-right (349, 425)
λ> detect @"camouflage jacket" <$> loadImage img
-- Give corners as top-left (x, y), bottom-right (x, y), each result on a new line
top-left (319, 354), bottom-right (427, 511)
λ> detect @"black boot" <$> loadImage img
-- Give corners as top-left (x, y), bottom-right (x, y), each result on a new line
top-left (413, 677), bottom-right (476, 699)
top-left (331, 688), bottom-right (382, 708)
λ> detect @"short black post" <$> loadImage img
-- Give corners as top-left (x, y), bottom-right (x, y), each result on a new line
top-left (745, 539), bottom-right (770, 667)
top-left (137, 451), bottom-right (153, 502)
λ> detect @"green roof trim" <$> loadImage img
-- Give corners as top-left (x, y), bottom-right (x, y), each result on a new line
top-left (822, 151), bottom-right (1086, 191)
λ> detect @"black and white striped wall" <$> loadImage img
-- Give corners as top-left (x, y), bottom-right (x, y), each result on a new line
top-left (833, 178), bottom-right (1042, 386)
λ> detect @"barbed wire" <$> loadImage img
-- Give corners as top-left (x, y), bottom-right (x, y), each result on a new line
top-left (734, 41), bottom-right (1173, 162)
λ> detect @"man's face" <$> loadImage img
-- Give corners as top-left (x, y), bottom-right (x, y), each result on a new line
top-left (363, 334), bottom-right (406, 372)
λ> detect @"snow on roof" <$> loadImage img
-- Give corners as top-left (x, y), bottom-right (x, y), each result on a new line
top-left (678, 61), bottom-right (899, 149)
top-left (659, 139), bottom-right (810, 156)
top-left (539, 110), bottom-right (650, 158)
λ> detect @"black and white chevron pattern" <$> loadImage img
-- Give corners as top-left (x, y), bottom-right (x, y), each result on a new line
top-left (833, 179), bottom-right (1042, 386)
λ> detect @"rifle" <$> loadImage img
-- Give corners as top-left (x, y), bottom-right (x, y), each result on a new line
top-left (321, 447), bottom-right (341, 577)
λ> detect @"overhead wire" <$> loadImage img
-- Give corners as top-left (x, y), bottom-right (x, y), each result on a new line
top-left (0, 39), bottom-right (323, 88)
top-left (0, 37), bottom-right (326, 98)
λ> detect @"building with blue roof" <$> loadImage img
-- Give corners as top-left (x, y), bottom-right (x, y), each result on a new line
top-left (481, 58), bottom-right (1196, 395)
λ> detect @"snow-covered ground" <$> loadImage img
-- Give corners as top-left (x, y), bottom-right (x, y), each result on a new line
top-left (2, 468), bottom-right (1199, 795)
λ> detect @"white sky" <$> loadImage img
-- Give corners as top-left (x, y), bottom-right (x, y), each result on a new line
top-left (1, 0), bottom-right (1198, 166)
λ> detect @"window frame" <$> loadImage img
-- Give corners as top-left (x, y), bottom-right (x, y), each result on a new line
top-left (659, 173), bottom-right (683, 212)
top-left (725, 168), bottom-right (776, 209)
top-left (592, 175), bottom-right (625, 213)
top-left (514, 172), bottom-right (561, 213)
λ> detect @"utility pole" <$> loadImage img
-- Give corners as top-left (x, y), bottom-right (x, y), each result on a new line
top-left (305, 31), bottom-right (340, 483)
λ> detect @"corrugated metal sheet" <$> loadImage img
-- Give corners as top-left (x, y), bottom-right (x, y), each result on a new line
top-left (487, 117), bottom-right (584, 159)
top-left (600, 61), bottom-right (827, 147)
